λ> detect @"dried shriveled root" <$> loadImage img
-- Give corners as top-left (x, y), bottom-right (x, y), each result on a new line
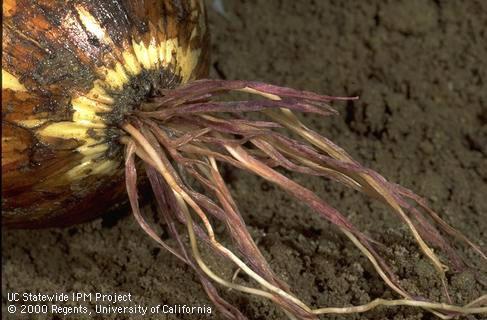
top-left (122, 79), bottom-right (487, 319)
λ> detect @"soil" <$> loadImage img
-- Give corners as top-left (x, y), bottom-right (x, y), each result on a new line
top-left (2, 1), bottom-right (486, 319)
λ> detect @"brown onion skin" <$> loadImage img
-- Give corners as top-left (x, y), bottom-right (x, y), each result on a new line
top-left (2, 0), bottom-right (210, 228)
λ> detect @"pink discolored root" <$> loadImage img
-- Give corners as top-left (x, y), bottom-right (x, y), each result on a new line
top-left (122, 79), bottom-right (486, 319)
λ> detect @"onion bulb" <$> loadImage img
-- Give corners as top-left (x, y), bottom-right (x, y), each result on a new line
top-left (2, 0), bottom-right (208, 227)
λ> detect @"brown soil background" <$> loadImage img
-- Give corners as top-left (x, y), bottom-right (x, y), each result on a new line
top-left (2, 1), bottom-right (486, 319)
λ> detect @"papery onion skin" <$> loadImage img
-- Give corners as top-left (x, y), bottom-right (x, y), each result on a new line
top-left (2, 0), bottom-right (210, 228)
